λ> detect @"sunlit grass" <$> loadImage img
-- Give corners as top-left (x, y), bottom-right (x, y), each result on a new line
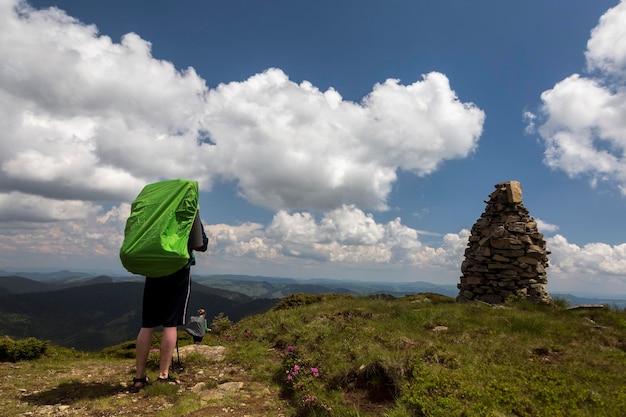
top-left (2, 292), bottom-right (625, 416)
top-left (220, 293), bottom-right (626, 416)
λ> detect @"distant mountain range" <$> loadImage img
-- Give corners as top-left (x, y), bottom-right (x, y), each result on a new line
top-left (0, 273), bottom-right (277, 351)
top-left (193, 274), bottom-right (461, 299)
top-left (1, 271), bottom-right (625, 351)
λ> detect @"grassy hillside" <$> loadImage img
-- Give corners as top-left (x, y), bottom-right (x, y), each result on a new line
top-left (1, 293), bottom-right (625, 416)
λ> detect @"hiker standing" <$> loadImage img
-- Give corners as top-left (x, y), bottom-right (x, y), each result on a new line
top-left (132, 213), bottom-right (208, 389)
top-left (186, 308), bottom-right (210, 344)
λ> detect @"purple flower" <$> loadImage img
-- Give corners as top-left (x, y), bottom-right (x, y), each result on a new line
top-left (310, 367), bottom-right (319, 377)
top-left (287, 345), bottom-right (295, 352)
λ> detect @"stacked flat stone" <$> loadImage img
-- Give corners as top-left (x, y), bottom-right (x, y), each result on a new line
top-left (457, 181), bottom-right (552, 304)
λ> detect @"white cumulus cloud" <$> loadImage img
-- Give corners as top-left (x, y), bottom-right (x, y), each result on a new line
top-left (585, 0), bottom-right (626, 76)
top-left (547, 234), bottom-right (626, 277)
top-left (204, 69), bottom-right (484, 211)
top-left (204, 205), bottom-right (466, 270)
top-left (0, 203), bottom-right (128, 264)
top-left (0, 0), bottom-right (486, 281)
top-left (0, 0), bottom-right (485, 220)
top-left (533, 0), bottom-right (626, 194)
top-left (0, 0), bottom-right (211, 208)
top-left (535, 218), bottom-right (559, 234)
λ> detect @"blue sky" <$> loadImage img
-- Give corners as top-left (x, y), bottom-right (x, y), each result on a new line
top-left (1, 0), bottom-right (626, 296)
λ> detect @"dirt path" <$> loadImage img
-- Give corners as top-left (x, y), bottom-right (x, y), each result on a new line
top-left (1, 345), bottom-right (291, 417)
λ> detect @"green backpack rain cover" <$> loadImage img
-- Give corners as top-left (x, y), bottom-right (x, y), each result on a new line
top-left (120, 179), bottom-right (199, 277)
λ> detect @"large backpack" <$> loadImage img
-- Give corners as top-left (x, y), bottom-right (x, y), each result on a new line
top-left (185, 315), bottom-right (207, 338)
top-left (119, 179), bottom-right (199, 277)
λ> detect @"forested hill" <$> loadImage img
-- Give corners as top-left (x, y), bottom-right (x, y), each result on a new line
top-left (0, 279), bottom-right (277, 351)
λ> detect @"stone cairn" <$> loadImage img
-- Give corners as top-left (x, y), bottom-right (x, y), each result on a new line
top-left (457, 181), bottom-right (552, 304)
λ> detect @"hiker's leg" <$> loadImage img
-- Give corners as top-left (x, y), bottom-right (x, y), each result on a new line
top-left (158, 326), bottom-right (177, 378)
top-left (135, 327), bottom-right (155, 380)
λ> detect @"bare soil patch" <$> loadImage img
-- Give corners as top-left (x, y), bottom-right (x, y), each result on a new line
top-left (1, 345), bottom-right (289, 417)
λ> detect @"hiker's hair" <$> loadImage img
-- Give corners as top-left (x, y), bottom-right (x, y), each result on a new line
top-left (198, 308), bottom-right (206, 315)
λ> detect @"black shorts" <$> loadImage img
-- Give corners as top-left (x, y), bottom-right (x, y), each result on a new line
top-left (142, 267), bottom-right (191, 328)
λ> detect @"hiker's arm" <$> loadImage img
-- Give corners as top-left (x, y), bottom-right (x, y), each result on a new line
top-left (196, 220), bottom-right (209, 252)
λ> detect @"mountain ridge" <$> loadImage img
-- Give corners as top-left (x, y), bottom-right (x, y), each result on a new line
top-left (2, 271), bottom-right (626, 352)
top-left (0, 278), bottom-right (277, 351)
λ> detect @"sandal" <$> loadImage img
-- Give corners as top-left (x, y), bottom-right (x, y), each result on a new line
top-left (156, 375), bottom-right (180, 385)
top-left (132, 376), bottom-right (149, 390)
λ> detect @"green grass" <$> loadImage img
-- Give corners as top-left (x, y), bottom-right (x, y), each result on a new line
top-left (2, 292), bottom-right (625, 416)
top-left (219, 293), bottom-right (626, 416)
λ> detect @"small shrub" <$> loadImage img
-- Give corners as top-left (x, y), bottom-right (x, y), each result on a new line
top-left (366, 293), bottom-right (397, 301)
top-left (0, 336), bottom-right (47, 362)
top-left (101, 341), bottom-right (136, 358)
top-left (420, 292), bottom-right (456, 304)
top-left (146, 348), bottom-right (160, 370)
top-left (551, 296), bottom-right (570, 309)
top-left (278, 345), bottom-right (331, 415)
top-left (210, 312), bottom-right (233, 335)
top-left (273, 293), bottom-right (325, 311)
